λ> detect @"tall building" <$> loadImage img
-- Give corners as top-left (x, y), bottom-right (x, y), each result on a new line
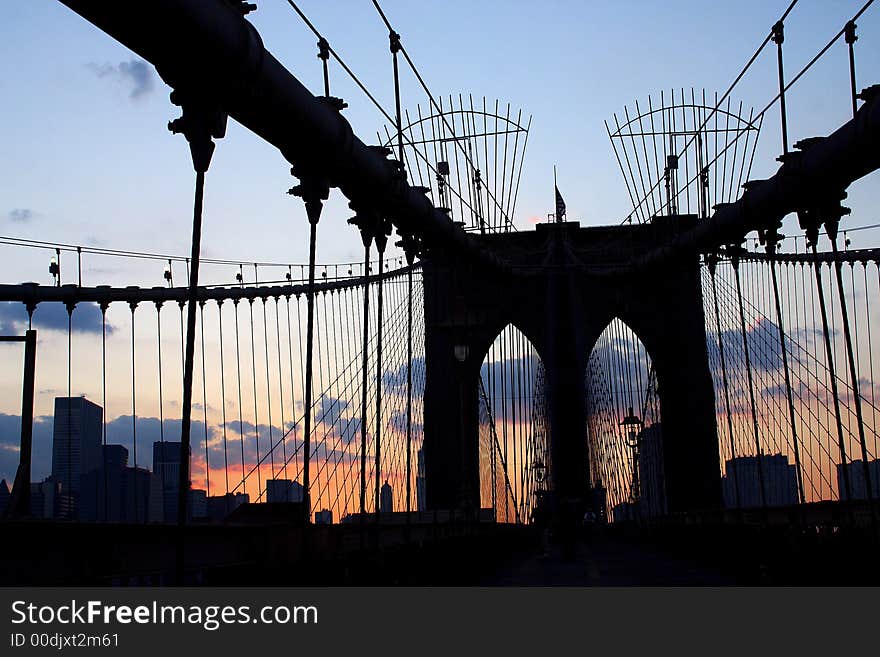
top-left (188, 489), bottom-right (208, 519)
top-left (266, 478), bottom-right (303, 503)
top-left (637, 423), bottom-right (666, 517)
top-left (314, 509), bottom-right (333, 524)
top-left (380, 480), bottom-right (393, 513)
top-left (153, 441), bottom-right (183, 522)
top-left (79, 444), bottom-right (128, 521)
top-left (123, 467), bottom-right (163, 523)
top-left (416, 448), bottom-right (426, 512)
top-left (51, 397), bottom-right (102, 498)
top-left (836, 459), bottom-right (880, 500)
top-left (206, 493), bottom-right (249, 521)
top-left (722, 454), bottom-right (799, 509)
top-left (29, 477), bottom-right (71, 519)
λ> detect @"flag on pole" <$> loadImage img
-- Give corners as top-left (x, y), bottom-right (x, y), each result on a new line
top-left (555, 185), bottom-right (566, 222)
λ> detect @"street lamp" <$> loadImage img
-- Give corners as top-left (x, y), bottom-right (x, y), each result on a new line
top-left (49, 251), bottom-right (60, 287)
top-left (620, 406), bottom-right (643, 516)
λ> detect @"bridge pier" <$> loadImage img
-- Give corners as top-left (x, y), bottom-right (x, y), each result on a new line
top-left (422, 220), bottom-right (722, 520)
top-left (422, 257), bottom-right (482, 513)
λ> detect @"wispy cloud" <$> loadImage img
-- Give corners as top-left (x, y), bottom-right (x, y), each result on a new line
top-left (88, 59), bottom-right (154, 100)
top-left (8, 208), bottom-right (34, 223)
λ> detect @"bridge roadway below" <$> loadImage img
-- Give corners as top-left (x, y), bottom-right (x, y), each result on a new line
top-left (2, 503), bottom-right (878, 585)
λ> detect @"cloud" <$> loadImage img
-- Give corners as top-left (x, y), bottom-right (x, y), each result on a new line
top-left (382, 357), bottom-right (425, 396)
top-left (0, 302), bottom-right (115, 336)
top-left (8, 209), bottom-right (33, 223)
top-left (315, 396), bottom-right (348, 428)
top-left (0, 413), bottom-right (54, 484)
top-left (89, 59), bottom-right (154, 100)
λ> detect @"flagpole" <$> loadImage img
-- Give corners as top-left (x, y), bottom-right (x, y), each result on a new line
top-left (553, 165), bottom-right (558, 223)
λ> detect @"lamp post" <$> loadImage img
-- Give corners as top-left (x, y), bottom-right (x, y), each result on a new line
top-left (620, 406), bottom-right (643, 520)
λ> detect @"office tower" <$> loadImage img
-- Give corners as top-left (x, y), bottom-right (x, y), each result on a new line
top-left (722, 454), bottom-right (799, 508)
top-left (836, 459), bottom-right (880, 500)
top-left (381, 480), bottom-right (393, 513)
top-left (79, 444), bottom-right (128, 521)
top-left (153, 441), bottom-right (183, 522)
top-left (314, 509), bottom-right (333, 524)
top-left (265, 478), bottom-right (303, 503)
top-left (188, 489), bottom-right (208, 519)
top-left (637, 423), bottom-right (666, 517)
top-left (206, 493), bottom-right (249, 521)
top-left (122, 466), bottom-right (163, 523)
top-left (51, 397), bottom-right (102, 499)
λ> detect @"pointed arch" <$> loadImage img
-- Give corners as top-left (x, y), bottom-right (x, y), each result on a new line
top-left (478, 323), bottom-right (547, 523)
top-left (585, 317), bottom-right (666, 522)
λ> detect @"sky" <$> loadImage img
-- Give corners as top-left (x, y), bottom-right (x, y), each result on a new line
top-left (2, 0), bottom-right (879, 286)
top-left (1, 0), bottom-right (879, 506)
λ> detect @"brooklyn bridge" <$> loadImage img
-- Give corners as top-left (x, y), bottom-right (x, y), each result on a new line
top-left (1, 0), bottom-right (879, 585)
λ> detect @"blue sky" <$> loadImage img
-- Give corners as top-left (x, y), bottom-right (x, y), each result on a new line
top-left (2, 0), bottom-right (879, 290)
top-left (2, 1), bottom-right (880, 486)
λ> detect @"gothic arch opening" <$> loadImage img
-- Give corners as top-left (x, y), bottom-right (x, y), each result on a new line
top-left (479, 324), bottom-right (548, 523)
top-left (586, 318), bottom-right (667, 522)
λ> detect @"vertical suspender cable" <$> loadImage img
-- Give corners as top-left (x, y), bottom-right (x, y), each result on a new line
top-left (374, 243), bottom-right (386, 520)
top-left (248, 299), bottom-right (261, 496)
top-left (733, 253), bottom-right (768, 510)
top-left (405, 259), bottom-right (414, 520)
top-left (156, 302), bottom-right (167, 517)
top-left (261, 295), bottom-right (276, 480)
top-left (810, 244), bottom-right (853, 507)
top-left (768, 251), bottom-right (806, 504)
top-left (101, 302), bottom-right (109, 521)
top-left (218, 300), bottom-right (230, 495)
top-left (275, 297), bottom-right (289, 480)
top-left (710, 259), bottom-right (740, 509)
top-left (199, 301), bottom-right (210, 497)
top-left (66, 305), bottom-right (73, 519)
top-left (234, 299), bottom-right (247, 495)
top-left (829, 233), bottom-right (876, 530)
top-left (130, 302), bottom-right (139, 521)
